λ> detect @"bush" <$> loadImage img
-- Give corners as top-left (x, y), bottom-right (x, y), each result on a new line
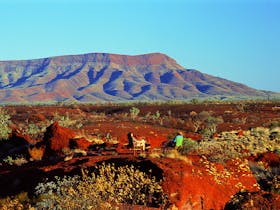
top-left (53, 112), bottom-right (77, 128)
top-left (2, 155), bottom-right (28, 166)
top-left (0, 192), bottom-right (32, 210)
top-left (26, 123), bottom-right (42, 138)
top-left (35, 163), bottom-right (168, 209)
top-left (0, 108), bottom-right (12, 140)
top-left (179, 138), bottom-right (199, 155)
top-left (271, 175), bottom-right (280, 194)
top-left (129, 107), bottom-right (140, 120)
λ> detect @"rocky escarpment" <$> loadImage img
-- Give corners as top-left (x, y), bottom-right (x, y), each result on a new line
top-left (0, 52), bottom-right (274, 104)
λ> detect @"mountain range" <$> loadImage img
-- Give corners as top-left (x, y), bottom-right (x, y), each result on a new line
top-left (0, 52), bottom-right (277, 104)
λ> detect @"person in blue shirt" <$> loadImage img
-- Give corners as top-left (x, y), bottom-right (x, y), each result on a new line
top-left (173, 131), bottom-right (184, 149)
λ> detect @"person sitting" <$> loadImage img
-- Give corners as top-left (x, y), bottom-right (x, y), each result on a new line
top-left (127, 132), bottom-right (135, 148)
top-left (173, 131), bottom-right (184, 150)
top-left (127, 132), bottom-right (146, 151)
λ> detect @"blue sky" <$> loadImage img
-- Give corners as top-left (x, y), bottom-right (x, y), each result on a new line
top-left (0, 0), bottom-right (279, 92)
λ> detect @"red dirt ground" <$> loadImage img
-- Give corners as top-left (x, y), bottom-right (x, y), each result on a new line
top-left (1, 102), bottom-right (280, 209)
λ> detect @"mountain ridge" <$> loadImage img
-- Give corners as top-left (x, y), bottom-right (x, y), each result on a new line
top-left (0, 52), bottom-right (278, 104)
top-left (0, 52), bottom-right (178, 66)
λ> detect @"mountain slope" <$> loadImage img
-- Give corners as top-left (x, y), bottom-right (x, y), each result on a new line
top-left (0, 53), bottom-right (276, 103)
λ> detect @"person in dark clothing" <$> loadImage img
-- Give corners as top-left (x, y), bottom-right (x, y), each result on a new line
top-left (127, 132), bottom-right (136, 148)
top-left (127, 132), bottom-right (146, 150)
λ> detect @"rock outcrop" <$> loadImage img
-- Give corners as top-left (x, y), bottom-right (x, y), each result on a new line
top-left (69, 137), bottom-right (92, 150)
top-left (43, 121), bottom-right (76, 156)
top-left (154, 156), bottom-right (259, 209)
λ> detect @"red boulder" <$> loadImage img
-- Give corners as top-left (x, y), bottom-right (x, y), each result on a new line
top-left (43, 121), bottom-right (76, 156)
top-left (70, 137), bottom-right (92, 150)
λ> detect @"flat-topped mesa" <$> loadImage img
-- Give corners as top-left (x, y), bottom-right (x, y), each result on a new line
top-left (0, 51), bottom-right (276, 104)
top-left (108, 53), bottom-right (181, 66)
top-left (50, 52), bottom-right (183, 68)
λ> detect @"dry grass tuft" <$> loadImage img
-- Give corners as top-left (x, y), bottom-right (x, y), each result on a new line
top-left (165, 149), bottom-right (192, 165)
top-left (28, 146), bottom-right (45, 161)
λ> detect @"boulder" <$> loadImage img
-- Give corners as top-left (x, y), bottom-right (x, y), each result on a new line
top-left (0, 129), bottom-right (32, 159)
top-left (43, 121), bottom-right (76, 156)
top-left (70, 137), bottom-right (92, 150)
top-left (9, 129), bottom-right (33, 145)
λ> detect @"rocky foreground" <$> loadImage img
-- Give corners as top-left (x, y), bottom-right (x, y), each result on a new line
top-left (1, 121), bottom-right (280, 209)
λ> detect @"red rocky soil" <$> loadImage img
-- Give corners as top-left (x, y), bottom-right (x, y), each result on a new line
top-left (0, 102), bottom-right (280, 209)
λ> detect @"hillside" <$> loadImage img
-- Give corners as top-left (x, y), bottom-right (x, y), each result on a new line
top-left (0, 52), bottom-right (277, 104)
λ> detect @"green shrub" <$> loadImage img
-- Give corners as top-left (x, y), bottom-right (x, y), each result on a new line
top-left (0, 108), bottom-right (12, 140)
top-left (179, 138), bottom-right (199, 155)
top-left (129, 107), bottom-right (140, 119)
top-left (2, 155), bottom-right (28, 166)
top-left (53, 112), bottom-right (77, 128)
top-left (26, 123), bottom-right (42, 138)
top-left (200, 127), bottom-right (213, 138)
top-left (153, 110), bottom-right (161, 120)
top-left (205, 116), bottom-right (224, 134)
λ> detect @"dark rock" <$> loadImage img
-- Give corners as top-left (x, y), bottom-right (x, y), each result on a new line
top-left (225, 191), bottom-right (280, 210)
top-left (9, 129), bottom-right (32, 145)
top-left (0, 129), bottom-right (31, 159)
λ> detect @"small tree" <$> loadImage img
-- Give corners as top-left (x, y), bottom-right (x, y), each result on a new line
top-left (189, 111), bottom-right (200, 132)
top-left (188, 111), bottom-right (211, 132)
top-left (130, 107), bottom-right (140, 120)
top-left (205, 116), bottom-right (224, 134)
top-left (153, 110), bottom-right (161, 120)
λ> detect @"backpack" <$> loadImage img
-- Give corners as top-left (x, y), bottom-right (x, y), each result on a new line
top-left (169, 139), bottom-right (176, 147)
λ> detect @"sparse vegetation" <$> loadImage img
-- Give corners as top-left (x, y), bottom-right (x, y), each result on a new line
top-left (0, 107), bottom-right (12, 140)
top-left (0, 102), bottom-right (280, 209)
top-left (197, 127), bottom-right (280, 163)
top-left (34, 163), bottom-right (168, 209)
top-left (53, 111), bottom-right (82, 129)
